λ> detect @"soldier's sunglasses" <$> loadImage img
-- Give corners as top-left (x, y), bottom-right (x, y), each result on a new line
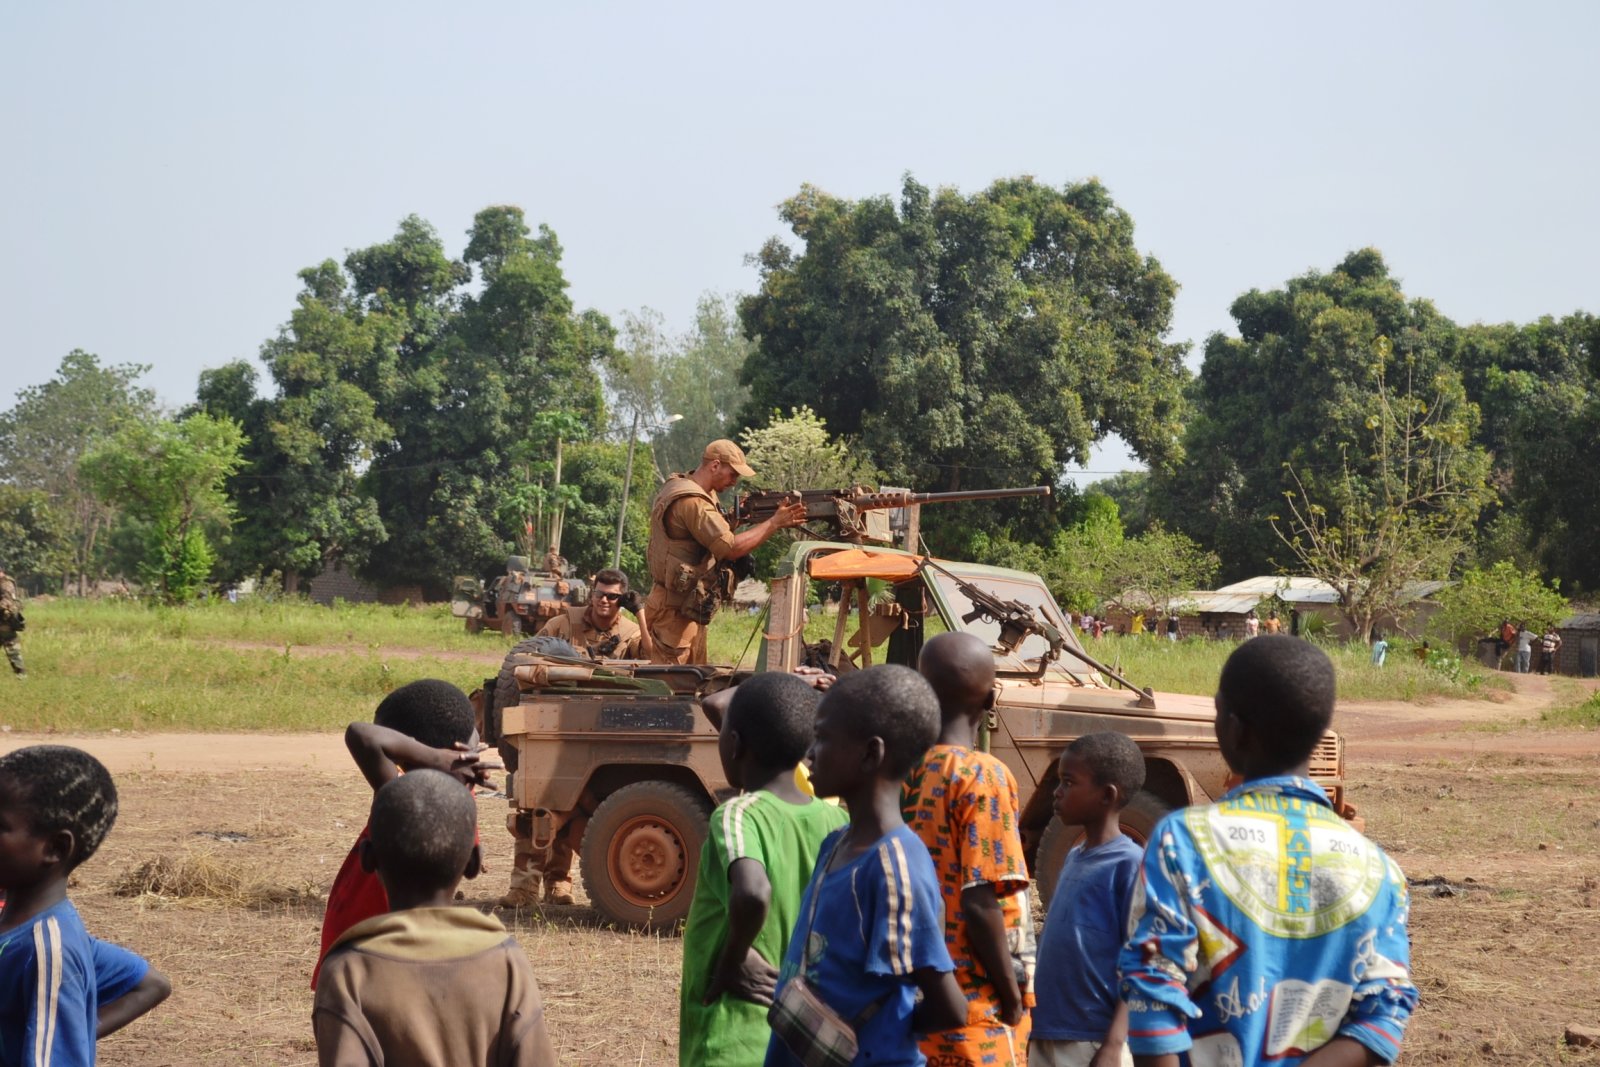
top-left (592, 591), bottom-right (625, 602)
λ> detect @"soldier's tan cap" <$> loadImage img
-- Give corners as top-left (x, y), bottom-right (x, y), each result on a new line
top-left (703, 439), bottom-right (755, 477)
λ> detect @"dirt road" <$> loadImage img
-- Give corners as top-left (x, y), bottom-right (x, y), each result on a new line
top-left (8, 671), bottom-right (1592, 771)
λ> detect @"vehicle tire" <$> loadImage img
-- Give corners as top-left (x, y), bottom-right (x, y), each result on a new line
top-left (1034, 791), bottom-right (1172, 908)
top-left (580, 781), bottom-right (711, 930)
top-left (501, 610), bottom-right (522, 637)
top-left (465, 615), bottom-right (483, 635)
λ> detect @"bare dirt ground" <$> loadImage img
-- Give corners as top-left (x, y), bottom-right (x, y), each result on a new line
top-left (7, 672), bottom-right (1600, 1065)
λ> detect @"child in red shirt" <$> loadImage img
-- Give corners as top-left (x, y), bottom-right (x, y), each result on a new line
top-left (312, 679), bottom-right (495, 988)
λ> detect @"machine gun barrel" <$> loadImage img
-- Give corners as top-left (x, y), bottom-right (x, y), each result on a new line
top-left (729, 484), bottom-right (1052, 544)
top-left (851, 486), bottom-right (1053, 509)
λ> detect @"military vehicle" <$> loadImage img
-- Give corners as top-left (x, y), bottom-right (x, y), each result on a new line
top-left (486, 539), bottom-right (1355, 929)
top-left (452, 555), bottom-right (589, 636)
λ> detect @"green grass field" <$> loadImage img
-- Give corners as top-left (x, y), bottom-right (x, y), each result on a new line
top-left (3, 597), bottom-right (1507, 732)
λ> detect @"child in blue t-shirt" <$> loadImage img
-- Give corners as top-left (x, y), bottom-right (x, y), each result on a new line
top-left (0, 745), bottom-right (122, 1067)
top-left (766, 666), bottom-right (967, 1067)
top-left (1031, 733), bottom-right (1148, 1067)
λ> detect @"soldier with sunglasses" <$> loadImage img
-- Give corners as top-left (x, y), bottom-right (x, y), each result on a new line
top-left (535, 568), bottom-right (647, 661)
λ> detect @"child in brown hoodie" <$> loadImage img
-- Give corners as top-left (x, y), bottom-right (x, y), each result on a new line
top-left (312, 769), bottom-right (556, 1067)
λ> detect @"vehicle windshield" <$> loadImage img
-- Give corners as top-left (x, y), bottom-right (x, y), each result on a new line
top-left (928, 570), bottom-right (1102, 684)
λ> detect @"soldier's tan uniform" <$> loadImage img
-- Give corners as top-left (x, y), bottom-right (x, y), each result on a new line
top-left (535, 605), bottom-right (644, 659)
top-left (644, 477), bottom-right (737, 664)
top-left (0, 571), bottom-right (23, 677)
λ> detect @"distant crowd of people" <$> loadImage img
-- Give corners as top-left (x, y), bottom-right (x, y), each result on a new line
top-left (1497, 619), bottom-right (1563, 674)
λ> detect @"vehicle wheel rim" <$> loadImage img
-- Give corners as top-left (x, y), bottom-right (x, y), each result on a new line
top-left (608, 814), bottom-right (687, 906)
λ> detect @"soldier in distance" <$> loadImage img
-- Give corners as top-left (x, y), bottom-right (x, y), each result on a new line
top-left (0, 563), bottom-right (24, 678)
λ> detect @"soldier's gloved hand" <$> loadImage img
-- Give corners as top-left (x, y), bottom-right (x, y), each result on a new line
top-left (618, 589), bottom-right (641, 614)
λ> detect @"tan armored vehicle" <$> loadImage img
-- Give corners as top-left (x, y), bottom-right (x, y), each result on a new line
top-left (488, 540), bottom-right (1352, 929)
top-left (452, 555), bottom-right (589, 636)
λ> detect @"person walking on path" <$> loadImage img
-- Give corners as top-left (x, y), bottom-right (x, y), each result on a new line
top-left (1515, 624), bottom-right (1536, 674)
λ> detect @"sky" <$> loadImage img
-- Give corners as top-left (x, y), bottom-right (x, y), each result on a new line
top-left (4, 1), bottom-right (1597, 481)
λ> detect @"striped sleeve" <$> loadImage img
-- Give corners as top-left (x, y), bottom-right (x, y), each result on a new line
top-left (716, 793), bottom-right (769, 869)
top-left (861, 833), bottom-right (954, 979)
top-left (23, 915), bottom-right (94, 1067)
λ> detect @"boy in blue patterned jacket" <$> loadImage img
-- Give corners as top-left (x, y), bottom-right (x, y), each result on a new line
top-left (1119, 636), bottom-right (1418, 1067)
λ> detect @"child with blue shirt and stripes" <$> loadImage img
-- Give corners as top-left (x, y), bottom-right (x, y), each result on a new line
top-left (0, 745), bottom-right (151, 1067)
top-left (766, 666), bottom-right (967, 1067)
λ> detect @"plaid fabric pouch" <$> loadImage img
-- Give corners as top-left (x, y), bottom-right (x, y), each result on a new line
top-left (768, 974), bottom-right (861, 1067)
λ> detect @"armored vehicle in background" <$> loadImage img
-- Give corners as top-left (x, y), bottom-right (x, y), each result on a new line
top-left (452, 555), bottom-right (589, 636)
top-left (487, 540), bottom-right (1354, 929)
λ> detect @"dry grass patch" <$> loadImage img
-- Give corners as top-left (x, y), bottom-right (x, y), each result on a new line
top-left (114, 849), bottom-right (323, 910)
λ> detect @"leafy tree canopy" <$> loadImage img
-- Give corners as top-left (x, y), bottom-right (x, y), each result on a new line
top-left (1429, 561), bottom-right (1568, 648)
top-left (80, 414), bottom-right (246, 602)
top-left (739, 174), bottom-right (1189, 553)
top-left (0, 350), bottom-right (156, 592)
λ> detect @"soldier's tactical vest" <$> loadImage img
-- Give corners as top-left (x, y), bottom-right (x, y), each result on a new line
top-left (647, 476), bottom-right (723, 613)
top-left (559, 604), bottom-right (638, 659)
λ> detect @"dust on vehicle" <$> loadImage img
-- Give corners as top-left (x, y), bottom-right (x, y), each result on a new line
top-left (485, 539), bottom-right (1354, 929)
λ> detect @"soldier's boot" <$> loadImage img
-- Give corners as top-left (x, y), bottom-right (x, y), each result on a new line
top-left (543, 834), bottom-right (577, 906)
top-left (497, 813), bottom-right (546, 909)
top-left (2, 638), bottom-right (22, 678)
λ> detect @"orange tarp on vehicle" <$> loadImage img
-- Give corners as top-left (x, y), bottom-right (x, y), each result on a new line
top-left (806, 549), bottom-right (925, 582)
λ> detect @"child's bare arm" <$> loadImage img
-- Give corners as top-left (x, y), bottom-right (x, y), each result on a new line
top-left (909, 968), bottom-right (966, 1034)
top-left (97, 965), bottom-right (172, 1038)
top-left (958, 882), bottom-right (1023, 1025)
top-left (1088, 1001), bottom-right (1130, 1067)
top-left (703, 858), bottom-right (777, 1006)
top-left (344, 723), bottom-right (498, 792)
top-left (701, 686), bottom-right (735, 731)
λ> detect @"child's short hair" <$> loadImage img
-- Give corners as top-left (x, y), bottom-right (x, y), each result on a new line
top-left (1065, 732), bottom-right (1146, 806)
top-left (725, 672), bottom-right (820, 768)
top-left (369, 769), bottom-right (477, 891)
top-left (823, 665), bottom-right (940, 779)
top-left (1217, 635), bottom-right (1335, 765)
top-left (0, 745), bottom-right (118, 870)
top-left (374, 679), bottom-right (476, 750)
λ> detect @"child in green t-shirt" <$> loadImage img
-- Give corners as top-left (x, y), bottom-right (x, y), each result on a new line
top-left (679, 672), bottom-right (848, 1067)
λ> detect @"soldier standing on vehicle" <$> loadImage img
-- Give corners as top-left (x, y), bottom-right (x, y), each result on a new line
top-left (535, 568), bottom-right (646, 660)
top-left (0, 565), bottom-right (24, 678)
top-left (643, 439), bottom-right (807, 664)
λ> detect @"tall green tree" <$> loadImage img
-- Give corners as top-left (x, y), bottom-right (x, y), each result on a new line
top-left (195, 260), bottom-right (397, 592)
top-left (1454, 313), bottom-right (1599, 591)
top-left (0, 351), bottom-right (156, 593)
top-left (0, 487), bottom-right (72, 593)
top-left (81, 414), bottom-right (246, 602)
top-left (739, 175), bottom-right (1189, 553)
top-left (1270, 336), bottom-right (1493, 642)
top-left (361, 207), bottom-right (612, 589)
top-left (1156, 250), bottom-right (1476, 583)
